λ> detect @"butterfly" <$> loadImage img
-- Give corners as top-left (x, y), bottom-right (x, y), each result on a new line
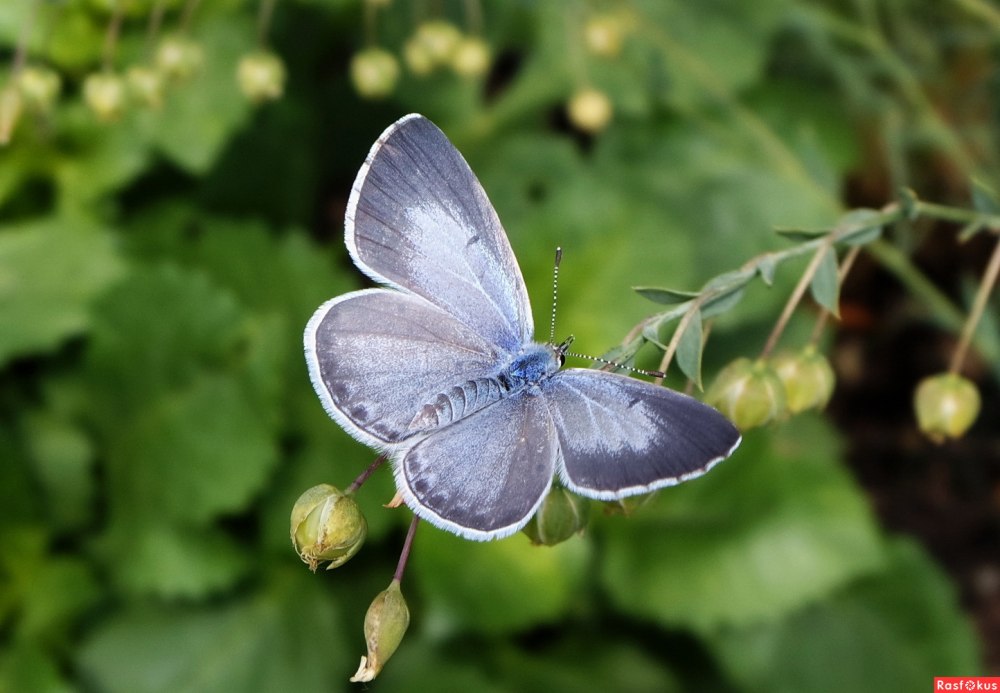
top-left (305, 114), bottom-right (741, 540)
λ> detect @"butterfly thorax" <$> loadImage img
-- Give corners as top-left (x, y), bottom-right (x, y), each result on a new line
top-left (407, 343), bottom-right (560, 434)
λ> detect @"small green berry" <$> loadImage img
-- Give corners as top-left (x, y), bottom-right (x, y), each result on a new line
top-left (914, 373), bottom-right (980, 443)
top-left (350, 48), bottom-right (400, 99)
top-left (567, 87), bottom-right (613, 134)
top-left (237, 51), bottom-right (287, 103)
top-left (350, 580), bottom-right (410, 683)
top-left (290, 484), bottom-right (367, 571)
top-left (705, 357), bottom-right (787, 430)
top-left (83, 72), bottom-right (126, 122)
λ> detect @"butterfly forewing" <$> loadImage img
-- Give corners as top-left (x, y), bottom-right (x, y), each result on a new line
top-left (346, 114), bottom-right (533, 353)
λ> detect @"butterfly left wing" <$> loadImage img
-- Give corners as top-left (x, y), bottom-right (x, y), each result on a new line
top-left (398, 392), bottom-right (557, 540)
top-left (346, 114), bottom-right (533, 353)
top-left (541, 369), bottom-right (741, 498)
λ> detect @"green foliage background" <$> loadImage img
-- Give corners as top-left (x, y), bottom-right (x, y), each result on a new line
top-left (0, 0), bottom-right (993, 690)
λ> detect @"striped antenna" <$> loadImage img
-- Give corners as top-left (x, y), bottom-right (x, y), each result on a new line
top-left (549, 248), bottom-right (665, 379)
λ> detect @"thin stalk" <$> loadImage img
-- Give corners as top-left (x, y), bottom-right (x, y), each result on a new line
top-left (949, 237), bottom-right (1000, 374)
top-left (347, 454), bottom-right (388, 495)
top-left (393, 515), bottom-right (420, 583)
top-left (102, 0), bottom-right (127, 72)
top-left (257, 0), bottom-right (277, 48)
top-left (760, 240), bottom-right (835, 359)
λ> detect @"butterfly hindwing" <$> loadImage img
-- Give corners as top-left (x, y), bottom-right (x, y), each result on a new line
top-left (542, 369), bottom-right (741, 499)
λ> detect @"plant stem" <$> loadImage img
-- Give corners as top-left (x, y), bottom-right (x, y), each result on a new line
top-left (760, 239), bottom-right (835, 359)
top-left (347, 454), bottom-right (388, 495)
top-left (393, 515), bottom-right (420, 583)
top-left (102, 0), bottom-right (126, 72)
top-left (257, 0), bottom-right (277, 48)
top-left (949, 236), bottom-right (1000, 374)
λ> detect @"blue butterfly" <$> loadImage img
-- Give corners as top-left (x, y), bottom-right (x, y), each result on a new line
top-left (305, 114), bottom-right (740, 540)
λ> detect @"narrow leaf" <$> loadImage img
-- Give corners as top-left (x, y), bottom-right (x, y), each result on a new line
top-left (634, 286), bottom-right (699, 305)
top-left (809, 248), bottom-right (840, 317)
top-left (775, 227), bottom-right (828, 241)
top-left (971, 177), bottom-right (1000, 215)
top-left (838, 208), bottom-right (883, 246)
top-left (675, 310), bottom-right (704, 389)
top-left (756, 255), bottom-right (778, 285)
top-left (701, 286), bottom-right (747, 319)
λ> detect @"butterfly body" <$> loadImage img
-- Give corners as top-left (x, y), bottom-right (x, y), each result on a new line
top-left (306, 114), bottom-right (741, 540)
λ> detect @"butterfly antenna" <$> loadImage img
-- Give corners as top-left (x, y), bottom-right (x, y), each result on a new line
top-left (548, 247), bottom-right (562, 344)
top-left (549, 248), bottom-right (665, 379)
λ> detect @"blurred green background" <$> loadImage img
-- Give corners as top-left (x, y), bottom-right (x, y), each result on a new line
top-left (1, 0), bottom-right (998, 690)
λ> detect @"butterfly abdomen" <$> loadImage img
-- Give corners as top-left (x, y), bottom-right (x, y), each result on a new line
top-left (409, 377), bottom-right (505, 432)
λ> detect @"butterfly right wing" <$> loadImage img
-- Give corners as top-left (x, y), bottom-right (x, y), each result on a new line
top-left (305, 288), bottom-right (507, 447)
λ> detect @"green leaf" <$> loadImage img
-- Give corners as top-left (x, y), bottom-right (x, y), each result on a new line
top-left (674, 309), bottom-right (703, 387)
top-left (78, 570), bottom-right (347, 693)
top-left (706, 538), bottom-right (981, 692)
top-left (102, 524), bottom-right (250, 600)
top-left (756, 254), bottom-right (778, 285)
top-left (0, 642), bottom-right (72, 693)
top-left (775, 226), bottom-right (829, 241)
top-left (0, 216), bottom-right (125, 365)
top-left (141, 15), bottom-right (255, 174)
top-left (837, 208), bottom-right (883, 246)
top-left (971, 177), bottom-right (1000, 216)
top-left (413, 531), bottom-right (591, 636)
top-left (809, 247), bottom-right (840, 316)
top-left (599, 416), bottom-right (885, 633)
top-left (634, 287), bottom-right (699, 305)
top-left (23, 412), bottom-right (95, 532)
top-left (105, 372), bottom-right (278, 525)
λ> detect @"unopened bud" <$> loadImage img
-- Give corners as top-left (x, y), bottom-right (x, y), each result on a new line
top-left (451, 37), bottom-right (491, 78)
top-left (83, 72), bottom-right (126, 123)
top-left (126, 66), bottom-right (166, 110)
top-left (17, 66), bottom-right (62, 114)
top-left (914, 373), bottom-right (981, 443)
top-left (350, 579), bottom-right (409, 683)
top-left (771, 346), bottom-right (836, 414)
top-left (567, 87), bottom-right (613, 134)
top-left (705, 357), bottom-right (787, 430)
top-left (237, 51), bottom-right (286, 103)
top-left (0, 84), bottom-right (22, 144)
top-left (350, 48), bottom-right (400, 99)
top-left (523, 487), bottom-right (589, 546)
top-left (156, 35), bottom-right (204, 81)
top-left (290, 484), bottom-right (367, 571)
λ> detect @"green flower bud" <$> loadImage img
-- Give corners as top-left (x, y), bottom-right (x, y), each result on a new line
top-left (522, 487), bottom-right (589, 546)
top-left (16, 66), bottom-right (62, 114)
top-left (413, 20), bottom-right (461, 66)
top-left (584, 14), bottom-right (626, 58)
top-left (290, 484), bottom-right (367, 571)
top-left (450, 36), bottom-right (491, 78)
top-left (126, 65), bottom-right (166, 110)
top-left (350, 48), bottom-right (400, 99)
top-left (350, 579), bottom-right (410, 683)
top-left (705, 357), bottom-right (787, 430)
top-left (402, 37), bottom-right (435, 76)
top-left (155, 34), bottom-right (204, 82)
top-left (0, 84), bottom-right (22, 144)
top-left (771, 346), bottom-right (836, 414)
top-left (914, 373), bottom-right (981, 443)
top-left (83, 72), bottom-right (126, 123)
top-left (237, 51), bottom-right (287, 103)
top-left (567, 87), bottom-right (613, 134)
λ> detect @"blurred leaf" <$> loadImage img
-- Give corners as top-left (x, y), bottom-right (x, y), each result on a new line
top-left (413, 531), bottom-right (590, 636)
top-left (78, 569), bottom-right (347, 693)
top-left (141, 14), bottom-right (256, 173)
top-left (0, 642), bottom-right (72, 693)
top-left (837, 208), bottom-right (883, 246)
top-left (105, 371), bottom-right (277, 525)
top-left (0, 216), bottom-right (125, 365)
top-left (102, 524), bottom-right (250, 600)
top-left (599, 416), bottom-right (885, 633)
top-left (971, 178), bottom-right (1000, 216)
top-left (706, 538), bottom-right (981, 692)
top-left (809, 247), bottom-right (840, 316)
top-left (675, 309), bottom-right (703, 387)
top-left (22, 412), bottom-right (95, 532)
